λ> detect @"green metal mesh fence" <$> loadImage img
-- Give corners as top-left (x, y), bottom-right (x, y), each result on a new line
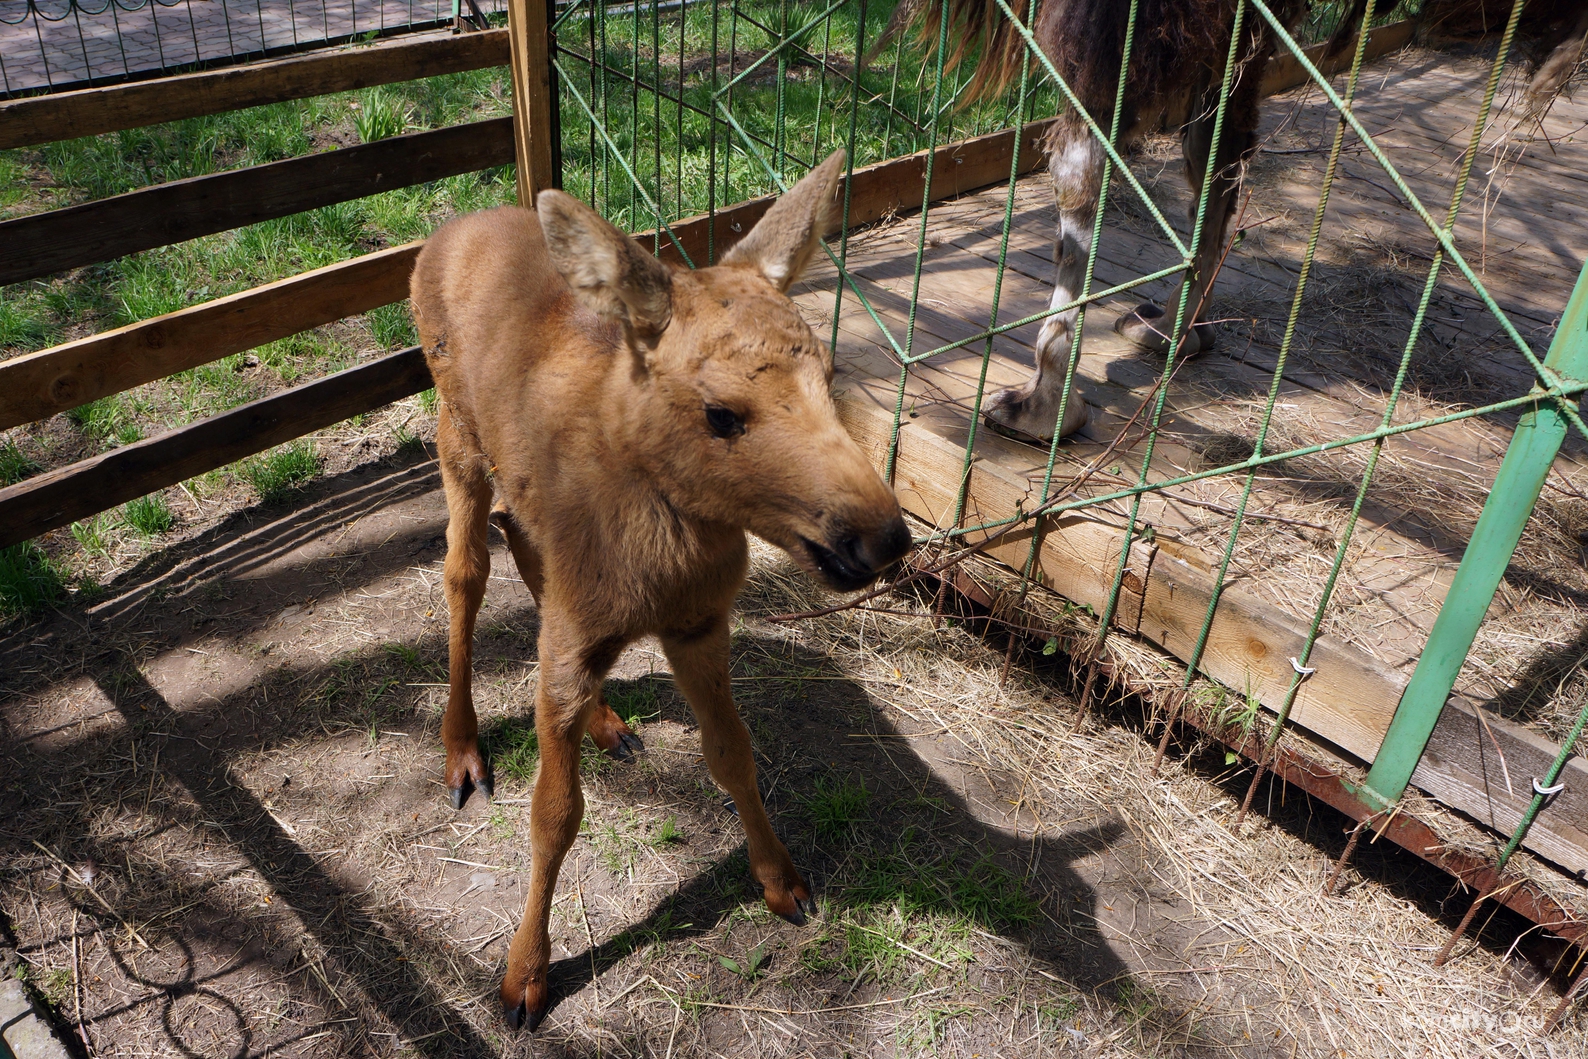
top-left (546, 0), bottom-right (1588, 849)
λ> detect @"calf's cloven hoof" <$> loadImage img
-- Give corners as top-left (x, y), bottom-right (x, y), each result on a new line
top-left (504, 998), bottom-right (547, 1034)
top-left (449, 770), bottom-right (493, 811)
top-left (603, 729), bottom-right (645, 762)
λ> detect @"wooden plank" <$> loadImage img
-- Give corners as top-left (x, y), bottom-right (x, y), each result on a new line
top-left (0, 243), bottom-right (420, 432)
top-left (0, 348), bottom-right (432, 551)
top-left (1259, 20), bottom-right (1415, 96)
top-left (636, 121), bottom-right (1056, 266)
top-left (833, 393), bottom-right (1588, 877)
top-left (0, 31), bottom-right (510, 150)
top-left (0, 117), bottom-right (514, 286)
top-left (507, 0), bottom-right (556, 203)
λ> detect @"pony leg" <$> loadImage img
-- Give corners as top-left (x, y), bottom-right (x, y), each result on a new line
top-left (438, 406), bottom-right (495, 810)
top-left (1118, 56), bottom-right (1263, 357)
top-left (984, 119), bottom-right (1097, 443)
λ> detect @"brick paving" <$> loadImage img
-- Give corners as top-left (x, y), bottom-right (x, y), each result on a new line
top-left (0, 0), bottom-right (462, 95)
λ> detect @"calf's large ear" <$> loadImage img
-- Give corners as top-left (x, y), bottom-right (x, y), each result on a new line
top-left (723, 149), bottom-right (846, 291)
top-left (538, 190), bottom-right (673, 340)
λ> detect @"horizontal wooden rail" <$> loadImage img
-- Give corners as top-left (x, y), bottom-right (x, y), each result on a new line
top-left (0, 30), bottom-right (511, 150)
top-left (638, 121), bottom-right (1056, 266)
top-left (0, 117), bottom-right (513, 286)
top-left (835, 394), bottom-right (1588, 877)
top-left (0, 348), bottom-right (432, 550)
top-left (0, 244), bottom-right (421, 432)
top-left (1259, 20), bottom-right (1414, 96)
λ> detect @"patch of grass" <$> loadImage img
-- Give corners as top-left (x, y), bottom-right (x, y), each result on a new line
top-left (0, 441), bottom-right (40, 485)
top-left (122, 494), bottom-right (174, 536)
top-left (353, 87), bottom-right (412, 143)
top-left (949, 855), bottom-right (1039, 932)
top-left (0, 542), bottom-right (68, 620)
top-left (368, 301), bottom-right (418, 349)
top-left (607, 679), bottom-right (662, 729)
top-left (67, 395), bottom-right (142, 446)
top-left (806, 775), bottom-right (869, 841)
top-left (418, 388), bottom-right (439, 415)
top-left (384, 642), bottom-right (421, 668)
top-left (0, 291), bottom-right (51, 349)
top-left (651, 815), bottom-right (684, 846)
top-left (718, 940), bottom-right (769, 981)
top-left (71, 513), bottom-right (114, 556)
top-left (243, 442), bottom-right (322, 503)
top-left (482, 717), bottom-right (539, 784)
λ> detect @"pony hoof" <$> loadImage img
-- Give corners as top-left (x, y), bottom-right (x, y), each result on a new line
top-left (504, 998), bottom-right (546, 1033)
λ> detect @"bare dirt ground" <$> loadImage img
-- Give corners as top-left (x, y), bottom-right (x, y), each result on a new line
top-left (3, 441), bottom-right (1585, 1058)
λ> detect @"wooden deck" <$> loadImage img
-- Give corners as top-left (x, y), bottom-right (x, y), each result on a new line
top-left (794, 47), bottom-right (1588, 879)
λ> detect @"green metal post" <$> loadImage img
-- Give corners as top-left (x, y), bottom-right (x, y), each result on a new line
top-left (1361, 258), bottom-right (1588, 809)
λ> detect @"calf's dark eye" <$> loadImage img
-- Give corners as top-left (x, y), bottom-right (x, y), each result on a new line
top-left (705, 405), bottom-right (744, 439)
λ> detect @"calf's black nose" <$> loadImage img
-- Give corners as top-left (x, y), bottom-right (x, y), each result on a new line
top-left (835, 513), bottom-right (911, 578)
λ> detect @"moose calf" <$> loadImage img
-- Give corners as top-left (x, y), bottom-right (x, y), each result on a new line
top-left (409, 150), bottom-right (910, 1030)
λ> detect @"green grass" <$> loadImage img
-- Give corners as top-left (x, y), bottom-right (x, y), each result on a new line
top-left (805, 774), bottom-right (869, 841)
top-left (71, 513), bottom-right (114, 556)
top-left (482, 716), bottom-right (540, 784)
top-left (243, 442), bottom-right (323, 503)
top-left (0, 441), bottom-right (39, 485)
top-left (122, 494), bottom-right (175, 536)
top-left (0, 542), bottom-right (68, 620)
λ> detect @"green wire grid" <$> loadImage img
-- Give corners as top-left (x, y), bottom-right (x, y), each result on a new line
top-left (545, 0), bottom-right (1587, 863)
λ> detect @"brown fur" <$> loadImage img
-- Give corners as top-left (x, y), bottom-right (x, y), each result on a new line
top-left (1416, 0), bottom-right (1588, 116)
top-left (409, 150), bottom-right (909, 1031)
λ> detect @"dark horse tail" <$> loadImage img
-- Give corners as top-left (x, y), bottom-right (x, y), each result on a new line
top-left (867, 0), bottom-right (1256, 111)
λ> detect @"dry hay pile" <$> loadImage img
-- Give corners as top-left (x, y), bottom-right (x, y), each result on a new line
top-left (3, 485), bottom-right (1581, 1058)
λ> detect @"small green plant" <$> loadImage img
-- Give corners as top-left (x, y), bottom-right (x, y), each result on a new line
top-left (71, 513), bottom-right (114, 555)
top-left (482, 717), bottom-right (539, 783)
top-left (368, 301), bottom-right (418, 349)
top-left (122, 493), bottom-right (174, 536)
top-left (243, 442), bottom-right (322, 503)
top-left (354, 88), bottom-right (411, 143)
top-left (806, 775), bottom-right (870, 841)
top-left (384, 642), bottom-right (421, 668)
top-left (0, 542), bottom-right (67, 620)
top-left (718, 940), bottom-right (768, 981)
top-left (608, 680), bottom-right (661, 729)
top-left (67, 395), bottom-right (141, 445)
top-left (651, 815), bottom-right (684, 846)
top-left (418, 388), bottom-right (440, 415)
top-left (0, 441), bottom-right (39, 485)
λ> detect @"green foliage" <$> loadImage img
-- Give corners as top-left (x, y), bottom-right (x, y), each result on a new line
top-left (651, 815), bottom-right (683, 846)
top-left (806, 775), bottom-right (870, 841)
top-left (122, 493), bottom-right (175, 536)
top-left (243, 442), bottom-right (322, 504)
top-left (718, 941), bottom-right (769, 980)
top-left (67, 395), bottom-right (142, 446)
top-left (354, 88), bottom-right (412, 143)
top-left (0, 542), bottom-right (67, 620)
top-left (483, 717), bottom-right (540, 783)
top-left (369, 301), bottom-right (418, 349)
top-left (418, 388), bottom-right (440, 415)
top-left (0, 441), bottom-right (39, 485)
top-left (71, 513), bottom-right (114, 556)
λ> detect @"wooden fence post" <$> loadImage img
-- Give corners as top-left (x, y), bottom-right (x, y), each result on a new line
top-left (506, 0), bottom-right (558, 206)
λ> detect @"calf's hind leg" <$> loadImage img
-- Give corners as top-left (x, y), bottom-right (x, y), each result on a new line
top-left (438, 407), bottom-right (495, 810)
top-left (664, 619), bottom-right (814, 924)
top-left (493, 503), bottom-right (644, 762)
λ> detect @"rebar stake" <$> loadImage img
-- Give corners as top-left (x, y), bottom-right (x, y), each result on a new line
top-left (1545, 958), bottom-right (1588, 1033)
top-left (1434, 885), bottom-right (1494, 967)
top-left (1324, 818), bottom-right (1368, 896)
top-left (1150, 691), bottom-right (1185, 777)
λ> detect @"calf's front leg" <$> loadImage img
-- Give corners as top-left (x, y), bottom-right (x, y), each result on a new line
top-left (500, 631), bottom-right (614, 1031)
top-left (664, 619), bottom-right (814, 924)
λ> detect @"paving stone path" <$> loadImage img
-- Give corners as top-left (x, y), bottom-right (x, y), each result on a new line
top-left (0, 0), bottom-right (460, 95)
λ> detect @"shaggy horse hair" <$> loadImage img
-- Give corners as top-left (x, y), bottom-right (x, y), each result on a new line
top-left (878, 0), bottom-right (1584, 442)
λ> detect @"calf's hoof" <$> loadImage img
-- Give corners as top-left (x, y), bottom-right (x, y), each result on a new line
top-left (982, 385), bottom-right (1088, 445)
top-left (504, 997), bottom-right (548, 1033)
top-left (502, 973), bottom-right (549, 1033)
top-left (446, 744), bottom-right (493, 810)
top-left (1115, 303), bottom-right (1216, 356)
top-left (763, 871), bottom-right (817, 926)
top-left (588, 701), bottom-right (645, 762)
